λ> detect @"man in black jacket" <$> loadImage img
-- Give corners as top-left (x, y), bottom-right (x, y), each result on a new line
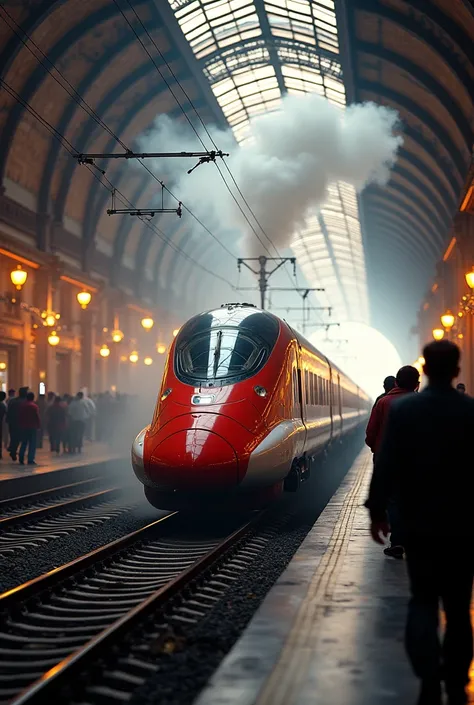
top-left (6, 386), bottom-right (28, 461)
top-left (373, 374), bottom-right (396, 408)
top-left (366, 341), bottom-right (474, 705)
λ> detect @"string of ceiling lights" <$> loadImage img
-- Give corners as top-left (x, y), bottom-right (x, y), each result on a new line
top-left (4, 263), bottom-right (179, 365)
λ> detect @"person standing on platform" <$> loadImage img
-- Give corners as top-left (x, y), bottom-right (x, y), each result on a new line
top-left (366, 340), bottom-right (474, 705)
top-left (47, 396), bottom-right (67, 454)
top-left (18, 391), bottom-right (40, 465)
top-left (0, 391), bottom-right (6, 459)
top-left (6, 387), bottom-right (28, 461)
top-left (68, 391), bottom-right (89, 453)
top-left (365, 365), bottom-right (420, 559)
top-left (83, 393), bottom-right (96, 442)
top-left (373, 375), bottom-right (396, 408)
top-left (4, 389), bottom-right (15, 451)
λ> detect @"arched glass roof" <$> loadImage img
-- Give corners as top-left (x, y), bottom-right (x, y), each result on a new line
top-left (168, 0), bottom-right (369, 324)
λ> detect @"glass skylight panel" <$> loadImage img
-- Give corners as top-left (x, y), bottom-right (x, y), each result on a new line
top-left (167, 0), bottom-right (368, 325)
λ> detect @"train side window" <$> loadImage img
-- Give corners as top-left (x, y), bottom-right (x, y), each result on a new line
top-left (305, 370), bottom-right (309, 405)
top-left (311, 373), bottom-right (315, 406)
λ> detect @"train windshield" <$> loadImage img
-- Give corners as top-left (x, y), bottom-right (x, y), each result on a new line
top-left (174, 307), bottom-right (279, 387)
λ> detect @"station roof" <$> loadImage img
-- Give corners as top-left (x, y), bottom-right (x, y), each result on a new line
top-left (0, 0), bottom-right (472, 352)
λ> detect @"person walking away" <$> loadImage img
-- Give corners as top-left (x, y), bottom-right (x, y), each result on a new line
top-left (18, 391), bottom-right (40, 465)
top-left (0, 392), bottom-right (6, 459)
top-left (6, 387), bottom-right (28, 461)
top-left (365, 365), bottom-right (420, 558)
top-left (47, 396), bottom-right (67, 454)
top-left (456, 383), bottom-right (466, 394)
top-left (68, 392), bottom-right (89, 453)
top-left (366, 341), bottom-right (474, 705)
top-left (373, 375), bottom-right (396, 408)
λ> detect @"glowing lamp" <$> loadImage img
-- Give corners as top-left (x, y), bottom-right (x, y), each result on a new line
top-left (77, 290), bottom-right (92, 309)
top-left (129, 351), bottom-right (139, 363)
top-left (10, 265), bottom-right (27, 290)
top-left (141, 317), bottom-right (154, 330)
top-left (440, 310), bottom-right (455, 330)
top-left (172, 328), bottom-right (179, 337)
top-left (432, 328), bottom-right (444, 341)
top-left (465, 267), bottom-right (474, 290)
top-left (144, 357), bottom-right (153, 366)
top-left (458, 311), bottom-right (463, 318)
top-left (45, 314), bottom-right (56, 327)
top-left (157, 344), bottom-right (166, 354)
top-left (418, 356), bottom-right (425, 366)
top-left (458, 333), bottom-right (464, 340)
top-left (48, 331), bottom-right (60, 346)
top-left (0, 362), bottom-right (6, 370)
top-left (100, 344), bottom-right (110, 358)
top-left (111, 329), bottom-right (124, 343)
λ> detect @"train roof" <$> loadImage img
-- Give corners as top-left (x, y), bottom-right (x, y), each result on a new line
top-left (180, 304), bottom-right (370, 400)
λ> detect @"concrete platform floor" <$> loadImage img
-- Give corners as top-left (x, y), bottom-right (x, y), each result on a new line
top-left (195, 448), bottom-right (474, 705)
top-left (0, 441), bottom-right (124, 481)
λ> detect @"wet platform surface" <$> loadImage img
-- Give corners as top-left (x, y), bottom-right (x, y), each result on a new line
top-left (196, 448), bottom-right (474, 705)
top-left (0, 441), bottom-right (124, 481)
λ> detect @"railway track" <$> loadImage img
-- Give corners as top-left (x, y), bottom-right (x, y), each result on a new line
top-left (0, 477), bottom-right (107, 519)
top-left (0, 484), bottom-right (141, 556)
top-left (0, 508), bottom-right (283, 705)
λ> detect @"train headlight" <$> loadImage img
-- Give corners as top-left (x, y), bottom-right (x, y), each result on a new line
top-left (161, 388), bottom-right (172, 401)
top-left (254, 385), bottom-right (267, 398)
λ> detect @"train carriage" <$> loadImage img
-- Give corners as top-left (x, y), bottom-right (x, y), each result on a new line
top-left (132, 303), bottom-right (370, 509)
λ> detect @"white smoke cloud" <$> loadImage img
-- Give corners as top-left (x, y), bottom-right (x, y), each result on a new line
top-left (139, 92), bottom-right (403, 257)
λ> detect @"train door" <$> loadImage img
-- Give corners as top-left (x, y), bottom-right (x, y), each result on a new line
top-left (337, 373), bottom-right (343, 435)
top-left (328, 365), bottom-right (334, 442)
top-left (295, 345), bottom-right (305, 424)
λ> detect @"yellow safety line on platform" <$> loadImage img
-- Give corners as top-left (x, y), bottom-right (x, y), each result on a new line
top-left (255, 450), bottom-right (370, 705)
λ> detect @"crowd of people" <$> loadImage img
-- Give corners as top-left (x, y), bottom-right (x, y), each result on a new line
top-left (365, 341), bottom-right (473, 705)
top-left (0, 388), bottom-right (139, 466)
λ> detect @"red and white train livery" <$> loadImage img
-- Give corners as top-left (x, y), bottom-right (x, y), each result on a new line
top-left (132, 303), bottom-right (371, 509)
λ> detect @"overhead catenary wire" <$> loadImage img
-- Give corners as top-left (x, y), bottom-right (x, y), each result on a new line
top-left (2, 0), bottom-right (316, 318)
top-left (2, 3), bottom-right (326, 322)
top-left (0, 77), bottom-right (240, 294)
top-left (115, 0), bottom-right (327, 323)
top-left (0, 5), bottom-right (130, 152)
top-left (0, 4), bottom-right (240, 266)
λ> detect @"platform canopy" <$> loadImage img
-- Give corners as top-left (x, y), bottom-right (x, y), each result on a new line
top-left (0, 0), bottom-right (472, 353)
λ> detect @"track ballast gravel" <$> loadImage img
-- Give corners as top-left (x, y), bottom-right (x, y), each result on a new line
top-left (0, 491), bottom-right (161, 592)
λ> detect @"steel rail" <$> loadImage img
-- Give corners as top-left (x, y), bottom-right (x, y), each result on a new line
top-left (6, 512), bottom-right (263, 704)
top-left (0, 511), bottom-right (178, 607)
top-left (0, 487), bottom-right (123, 530)
top-left (0, 476), bottom-right (102, 510)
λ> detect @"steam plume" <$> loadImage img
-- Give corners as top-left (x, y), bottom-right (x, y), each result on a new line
top-left (140, 92), bottom-right (403, 255)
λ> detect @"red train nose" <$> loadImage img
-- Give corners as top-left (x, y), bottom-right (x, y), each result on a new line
top-left (148, 429), bottom-right (239, 490)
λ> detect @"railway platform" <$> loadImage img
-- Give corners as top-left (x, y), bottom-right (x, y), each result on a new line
top-left (0, 442), bottom-right (127, 499)
top-left (195, 447), bottom-right (474, 705)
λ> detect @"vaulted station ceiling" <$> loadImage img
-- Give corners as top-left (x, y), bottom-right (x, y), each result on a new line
top-left (0, 0), bottom-right (472, 356)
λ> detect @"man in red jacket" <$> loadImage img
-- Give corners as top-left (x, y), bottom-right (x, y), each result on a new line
top-left (18, 391), bottom-right (41, 465)
top-left (366, 365), bottom-right (420, 557)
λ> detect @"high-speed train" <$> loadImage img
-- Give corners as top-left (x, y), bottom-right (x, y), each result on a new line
top-left (132, 303), bottom-right (371, 509)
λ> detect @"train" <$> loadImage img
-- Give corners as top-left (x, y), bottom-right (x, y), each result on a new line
top-left (132, 303), bottom-right (371, 509)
